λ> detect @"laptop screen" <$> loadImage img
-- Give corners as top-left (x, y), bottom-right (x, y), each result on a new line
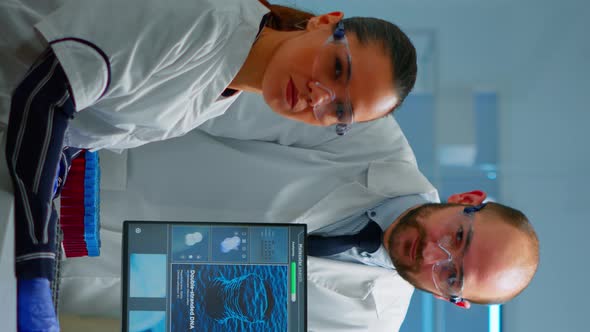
top-left (122, 221), bottom-right (307, 332)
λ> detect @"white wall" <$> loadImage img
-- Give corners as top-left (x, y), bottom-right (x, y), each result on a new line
top-left (287, 0), bottom-right (590, 331)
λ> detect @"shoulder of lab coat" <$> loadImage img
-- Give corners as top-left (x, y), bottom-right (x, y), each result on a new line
top-left (200, 93), bottom-right (434, 178)
top-left (201, 93), bottom-right (438, 230)
top-left (200, 92), bottom-right (414, 151)
top-left (299, 160), bottom-right (438, 232)
top-left (307, 257), bottom-right (414, 332)
top-left (36, 0), bottom-right (267, 110)
top-left (33, 0), bottom-right (267, 150)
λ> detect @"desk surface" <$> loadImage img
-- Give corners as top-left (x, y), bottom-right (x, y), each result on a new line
top-left (0, 129), bottom-right (17, 332)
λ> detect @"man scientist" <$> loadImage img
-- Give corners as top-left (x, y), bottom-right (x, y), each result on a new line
top-left (306, 188), bottom-right (538, 313)
top-left (57, 93), bottom-right (539, 331)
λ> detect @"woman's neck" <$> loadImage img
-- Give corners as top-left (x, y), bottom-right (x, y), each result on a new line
top-left (229, 28), bottom-right (302, 94)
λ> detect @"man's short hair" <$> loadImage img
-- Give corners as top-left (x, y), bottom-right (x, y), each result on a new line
top-left (469, 202), bottom-right (539, 304)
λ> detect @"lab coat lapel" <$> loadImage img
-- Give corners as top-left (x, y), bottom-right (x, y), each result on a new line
top-left (370, 266), bottom-right (415, 321)
top-left (307, 257), bottom-right (385, 299)
top-left (307, 257), bottom-right (414, 315)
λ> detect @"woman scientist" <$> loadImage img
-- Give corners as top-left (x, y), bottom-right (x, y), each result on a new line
top-left (1, 0), bottom-right (417, 330)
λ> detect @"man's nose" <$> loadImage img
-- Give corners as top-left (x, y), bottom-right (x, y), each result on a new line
top-left (308, 81), bottom-right (336, 108)
top-left (422, 241), bottom-right (451, 265)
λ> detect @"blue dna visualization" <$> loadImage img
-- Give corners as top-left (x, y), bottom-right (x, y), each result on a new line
top-left (171, 264), bottom-right (287, 332)
top-left (204, 273), bottom-right (274, 324)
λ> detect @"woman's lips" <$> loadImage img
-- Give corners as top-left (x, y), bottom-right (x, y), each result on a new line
top-left (287, 78), bottom-right (299, 110)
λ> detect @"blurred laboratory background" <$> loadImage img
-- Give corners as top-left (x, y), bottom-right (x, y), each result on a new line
top-left (276, 0), bottom-right (589, 331)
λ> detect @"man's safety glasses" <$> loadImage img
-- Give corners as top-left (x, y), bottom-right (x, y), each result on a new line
top-left (311, 21), bottom-right (354, 136)
top-left (431, 203), bottom-right (487, 306)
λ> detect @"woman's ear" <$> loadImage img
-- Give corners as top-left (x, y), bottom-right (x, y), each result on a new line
top-left (306, 12), bottom-right (344, 31)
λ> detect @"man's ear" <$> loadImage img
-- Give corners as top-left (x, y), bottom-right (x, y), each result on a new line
top-left (433, 295), bottom-right (472, 309)
top-left (447, 190), bottom-right (487, 205)
top-left (306, 12), bottom-right (344, 31)
top-left (453, 300), bottom-right (471, 309)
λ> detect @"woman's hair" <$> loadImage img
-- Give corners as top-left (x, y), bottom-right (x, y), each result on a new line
top-left (257, 0), bottom-right (314, 31)
top-left (257, 0), bottom-right (418, 113)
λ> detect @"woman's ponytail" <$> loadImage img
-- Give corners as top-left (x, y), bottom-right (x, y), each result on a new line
top-left (257, 0), bottom-right (314, 31)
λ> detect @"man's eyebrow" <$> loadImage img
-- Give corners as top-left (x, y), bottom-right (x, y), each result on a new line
top-left (345, 54), bottom-right (354, 116)
top-left (459, 227), bottom-right (474, 280)
top-left (464, 226), bottom-right (474, 255)
top-left (346, 54), bottom-right (352, 84)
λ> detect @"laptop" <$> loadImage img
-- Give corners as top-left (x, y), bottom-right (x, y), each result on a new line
top-left (122, 221), bottom-right (307, 332)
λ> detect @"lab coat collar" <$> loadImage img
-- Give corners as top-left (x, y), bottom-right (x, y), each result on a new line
top-left (298, 182), bottom-right (387, 232)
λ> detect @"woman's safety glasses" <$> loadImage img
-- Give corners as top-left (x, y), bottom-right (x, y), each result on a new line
top-left (431, 204), bottom-right (487, 306)
top-left (311, 21), bottom-right (354, 136)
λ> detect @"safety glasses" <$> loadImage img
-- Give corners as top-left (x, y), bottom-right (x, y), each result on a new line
top-left (431, 204), bottom-right (487, 305)
top-left (310, 21), bottom-right (354, 136)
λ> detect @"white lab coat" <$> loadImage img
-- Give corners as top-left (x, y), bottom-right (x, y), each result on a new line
top-left (307, 257), bottom-right (414, 332)
top-left (0, 0), bottom-right (268, 150)
top-left (59, 93), bottom-right (438, 331)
